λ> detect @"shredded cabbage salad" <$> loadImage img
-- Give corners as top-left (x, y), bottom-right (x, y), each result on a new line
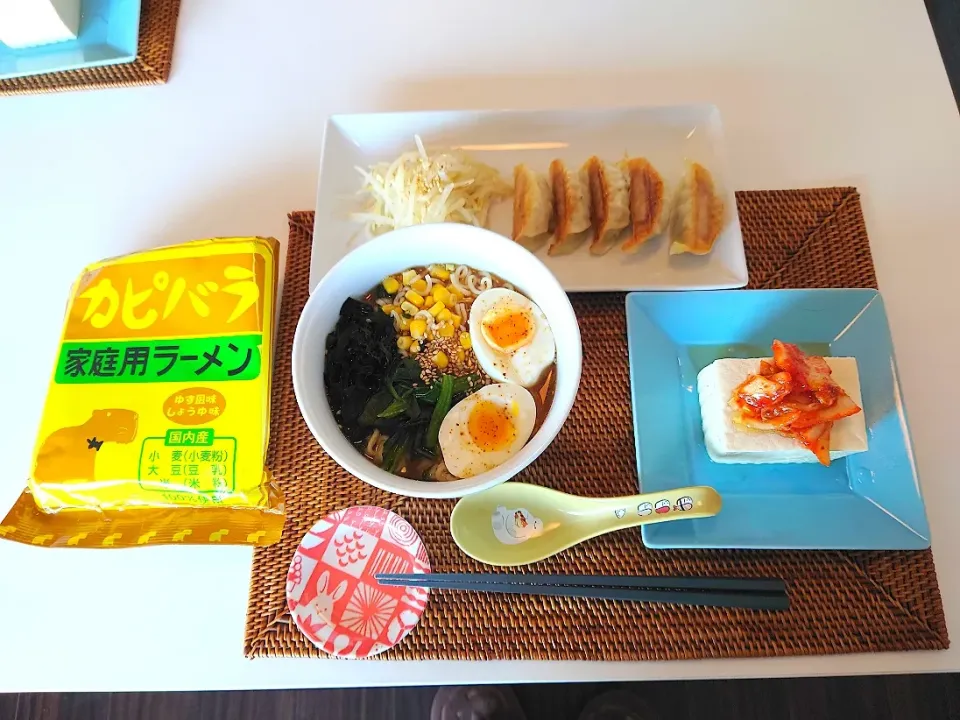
top-left (352, 135), bottom-right (512, 237)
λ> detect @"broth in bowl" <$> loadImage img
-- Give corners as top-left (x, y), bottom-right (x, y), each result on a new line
top-left (323, 264), bottom-right (557, 481)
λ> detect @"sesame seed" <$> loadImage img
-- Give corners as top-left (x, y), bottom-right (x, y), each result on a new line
top-left (416, 338), bottom-right (491, 386)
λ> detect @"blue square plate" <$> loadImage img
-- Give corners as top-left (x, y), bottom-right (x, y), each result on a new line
top-left (625, 289), bottom-right (930, 550)
top-left (0, 0), bottom-right (141, 81)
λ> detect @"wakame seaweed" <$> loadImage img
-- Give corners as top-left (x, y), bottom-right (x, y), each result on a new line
top-left (325, 297), bottom-right (483, 473)
top-left (324, 298), bottom-right (399, 443)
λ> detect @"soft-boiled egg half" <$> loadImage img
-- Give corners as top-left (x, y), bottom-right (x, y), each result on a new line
top-left (469, 288), bottom-right (556, 388)
top-left (439, 383), bottom-right (537, 478)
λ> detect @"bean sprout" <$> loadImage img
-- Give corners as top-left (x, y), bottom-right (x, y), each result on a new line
top-left (423, 275), bottom-right (434, 294)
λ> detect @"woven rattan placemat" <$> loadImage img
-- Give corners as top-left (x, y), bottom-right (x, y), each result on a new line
top-left (245, 188), bottom-right (948, 660)
top-left (0, 0), bottom-right (180, 96)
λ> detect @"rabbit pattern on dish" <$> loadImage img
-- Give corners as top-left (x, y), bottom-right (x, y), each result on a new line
top-left (286, 506), bottom-right (431, 659)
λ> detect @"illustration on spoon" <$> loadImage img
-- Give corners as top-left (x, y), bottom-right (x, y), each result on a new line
top-left (491, 506), bottom-right (544, 545)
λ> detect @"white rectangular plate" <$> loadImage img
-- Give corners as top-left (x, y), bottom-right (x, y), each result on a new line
top-left (311, 106), bottom-right (747, 293)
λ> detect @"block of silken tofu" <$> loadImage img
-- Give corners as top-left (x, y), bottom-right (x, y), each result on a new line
top-left (697, 357), bottom-right (868, 464)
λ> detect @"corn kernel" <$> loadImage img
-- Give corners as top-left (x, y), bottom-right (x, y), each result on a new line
top-left (382, 276), bottom-right (400, 294)
top-left (410, 319), bottom-right (428, 339)
top-left (447, 284), bottom-right (461, 300)
top-left (401, 270), bottom-right (418, 285)
top-left (429, 265), bottom-right (451, 280)
top-left (381, 303), bottom-right (395, 315)
top-left (459, 332), bottom-right (472, 349)
top-left (428, 301), bottom-right (445, 317)
top-left (398, 317), bottom-right (411, 331)
top-left (400, 301), bottom-right (418, 316)
top-left (405, 290), bottom-right (425, 307)
top-left (434, 351), bottom-right (449, 369)
top-left (450, 313), bottom-right (461, 327)
top-left (432, 285), bottom-right (451, 306)
top-left (439, 323), bottom-right (455, 338)
top-left (411, 278), bottom-right (428, 294)
top-left (397, 336), bottom-right (413, 351)
top-left (437, 307), bottom-right (453, 323)
top-left (410, 341), bottom-right (421, 354)
top-left (426, 327), bottom-right (435, 340)
top-left (456, 349), bottom-right (466, 363)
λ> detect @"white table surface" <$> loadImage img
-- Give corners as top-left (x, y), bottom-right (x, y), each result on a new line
top-left (1, 0), bottom-right (959, 693)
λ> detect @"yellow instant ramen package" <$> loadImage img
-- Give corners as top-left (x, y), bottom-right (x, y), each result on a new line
top-left (0, 237), bottom-right (284, 548)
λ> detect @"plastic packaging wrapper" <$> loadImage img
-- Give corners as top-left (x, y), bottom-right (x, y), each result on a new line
top-left (0, 237), bottom-right (285, 547)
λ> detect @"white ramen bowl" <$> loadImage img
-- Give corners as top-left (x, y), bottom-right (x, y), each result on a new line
top-left (292, 223), bottom-right (582, 499)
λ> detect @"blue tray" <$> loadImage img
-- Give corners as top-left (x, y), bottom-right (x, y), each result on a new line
top-left (625, 289), bottom-right (930, 550)
top-left (0, 0), bottom-right (141, 81)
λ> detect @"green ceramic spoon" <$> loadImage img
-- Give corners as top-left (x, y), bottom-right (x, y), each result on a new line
top-left (450, 482), bottom-right (722, 567)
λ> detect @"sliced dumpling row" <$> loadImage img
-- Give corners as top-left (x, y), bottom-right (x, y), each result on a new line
top-left (511, 157), bottom-right (724, 257)
top-left (513, 155), bottom-right (724, 255)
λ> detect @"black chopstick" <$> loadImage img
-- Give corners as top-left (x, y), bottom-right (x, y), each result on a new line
top-left (375, 573), bottom-right (789, 611)
top-left (378, 573), bottom-right (785, 594)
